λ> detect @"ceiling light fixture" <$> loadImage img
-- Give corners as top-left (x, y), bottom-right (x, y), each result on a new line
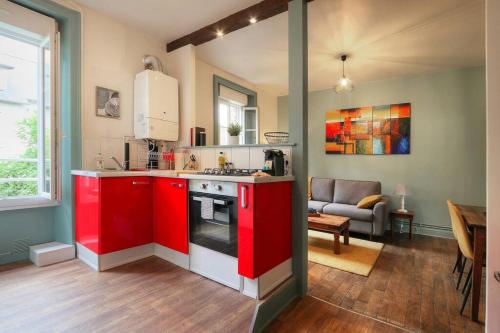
top-left (249, 17), bottom-right (257, 24)
top-left (335, 54), bottom-right (353, 94)
top-left (216, 30), bottom-right (224, 38)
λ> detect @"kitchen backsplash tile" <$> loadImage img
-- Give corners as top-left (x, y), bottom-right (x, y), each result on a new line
top-left (230, 147), bottom-right (250, 169)
top-left (177, 146), bottom-right (293, 175)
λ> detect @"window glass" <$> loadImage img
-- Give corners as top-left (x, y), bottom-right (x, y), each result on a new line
top-left (0, 16), bottom-right (56, 203)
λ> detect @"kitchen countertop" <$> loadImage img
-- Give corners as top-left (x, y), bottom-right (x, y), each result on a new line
top-left (71, 170), bottom-right (294, 183)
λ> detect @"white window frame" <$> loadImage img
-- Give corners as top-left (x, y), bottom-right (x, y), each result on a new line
top-left (0, 1), bottom-right (59, 211)
top-left (242, 106), bottom-right (259, 145)
top-left (218, 98), bottom-right (259, 145)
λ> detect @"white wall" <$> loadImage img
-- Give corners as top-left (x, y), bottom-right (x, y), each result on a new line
top-left (166, 45), bottom-right (196, 147)
top-left (76, 4), bottom-right (168, 169)
top-left (195, 58), bottom-right (278, 145)
top-left (486, 0), bottom-right (500, 330)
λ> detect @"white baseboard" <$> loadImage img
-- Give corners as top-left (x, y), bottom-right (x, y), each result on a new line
top-left (154, 244), bottom-right (189, 269)
top-left (242, 258), bottom-right (292, 299)
top-left (76, 243), bottom-right (99, 271)
top-left (99, 243), bottom-right (154, 271)
top-left (189, 243), bottom-right (241, 290)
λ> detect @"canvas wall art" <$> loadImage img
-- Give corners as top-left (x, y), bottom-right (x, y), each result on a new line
top-left (325, 103), bottom-right (411, 155)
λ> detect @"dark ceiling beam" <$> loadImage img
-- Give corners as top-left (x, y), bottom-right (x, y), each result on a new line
top-left (166, 0), bottom-right (313, 52)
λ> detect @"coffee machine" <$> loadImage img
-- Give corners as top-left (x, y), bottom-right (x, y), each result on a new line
top-left (263, 149), bottom-right (285, 176)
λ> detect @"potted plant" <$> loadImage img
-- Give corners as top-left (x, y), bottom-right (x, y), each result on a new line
top-left (227, 123), bottom-right (242, 145)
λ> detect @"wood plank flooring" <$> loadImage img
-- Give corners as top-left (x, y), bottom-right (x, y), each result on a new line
top-left (307, 233), bottom-right (486, 333)
top-left (0, 257), bottom-right (256, 333)
top-left (266, 295), bottom-right (406, 333)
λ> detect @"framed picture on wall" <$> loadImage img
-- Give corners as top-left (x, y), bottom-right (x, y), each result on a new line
top-left (325, 103), bottom-right (411, 155)
top-left (95, 86), bottom-right (120, 119)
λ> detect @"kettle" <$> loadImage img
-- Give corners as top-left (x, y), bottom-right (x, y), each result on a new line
top-left (263, 149), bottom-right (285, 176)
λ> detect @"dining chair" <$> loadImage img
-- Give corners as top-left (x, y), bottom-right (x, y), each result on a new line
top-left (447, 200), bottom-right (468, 290)
top-left (447, 200), bottom-right (477, 315)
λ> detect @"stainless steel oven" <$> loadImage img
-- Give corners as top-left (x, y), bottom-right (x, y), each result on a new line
top-left (189, 180), bottom-right (238, 257)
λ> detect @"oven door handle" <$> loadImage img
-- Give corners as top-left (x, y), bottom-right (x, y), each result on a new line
top-left (192, 196), bottom-right (229, 206)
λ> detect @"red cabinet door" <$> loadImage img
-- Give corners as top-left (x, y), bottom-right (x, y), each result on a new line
top-left (100, 177), bottom-right (153, 254)
top-left (153, 178), bottom-right (188, 254)
top-left (238, 183), bottom-right (256, 278)
top-left (75, 176), bottom-right (100, 253)
top-left (238, 182), bottom-right (292, 279)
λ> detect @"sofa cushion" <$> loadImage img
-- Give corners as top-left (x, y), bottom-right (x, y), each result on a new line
top-left (311, 177), bottom-right (335, 202)
top-left (357, 194), bottom-right (383, 208)
top-left (308, 200), bottom-right (329, 213)
top-left (333, 179), bottom-right (381, 205)
top-left (323, 203), bottom-right (373, 222)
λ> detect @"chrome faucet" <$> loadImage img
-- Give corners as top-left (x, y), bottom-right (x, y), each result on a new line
top-left (110, 156), bottom-right (125, 170)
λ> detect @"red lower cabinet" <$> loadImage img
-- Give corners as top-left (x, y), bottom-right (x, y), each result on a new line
top-left (100, 177), bottom-right (153, 254)
top-left (238, 182), bottom-right (292, 279)
top-left (75, 176), bottom-right (153, 254)
top-left (153, 178), bottom-right (189, 254)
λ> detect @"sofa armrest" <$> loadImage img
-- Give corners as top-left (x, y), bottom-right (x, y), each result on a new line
top-left (372, 197), bottom-right (389, 236)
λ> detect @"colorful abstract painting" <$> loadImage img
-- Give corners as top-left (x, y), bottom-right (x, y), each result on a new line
top-left (325, 103), bottom-right (411, 155)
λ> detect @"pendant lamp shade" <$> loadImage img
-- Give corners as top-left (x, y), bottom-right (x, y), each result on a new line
top-left (335, 54), bottom-right (353, 94)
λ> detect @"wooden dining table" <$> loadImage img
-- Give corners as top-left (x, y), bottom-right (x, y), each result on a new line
top-left (456, 204), bottom-right (486, 322)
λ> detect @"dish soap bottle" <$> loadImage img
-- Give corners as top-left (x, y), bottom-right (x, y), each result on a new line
top-left (218, 152), bottom-right (225, 169)
top-left (96, 152), bottom-right (104, 170)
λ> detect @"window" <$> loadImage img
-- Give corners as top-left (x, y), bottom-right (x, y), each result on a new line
top-left (0, 2), bottom-right (58, 210)
top-left (217, 98), bottom-right (259, 145)
top-left (215, 77), bottom-right (258, 145)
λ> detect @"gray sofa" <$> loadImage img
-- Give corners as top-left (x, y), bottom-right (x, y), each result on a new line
top-left (308, 178), bottom-right (388, 238)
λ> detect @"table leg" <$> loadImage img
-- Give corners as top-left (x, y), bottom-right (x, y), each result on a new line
top-left (471, 227), bottom-right (486, 321)
top-left (390, 215), bottom-right (394, 238)
top-left (344, 229), bottom-right (349, 245)
top-left (409, 217), bottom-right (413, 239)
top-left (333, 232), bottom-right (340, 255)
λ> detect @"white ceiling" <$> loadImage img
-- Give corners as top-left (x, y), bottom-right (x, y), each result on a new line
top-left (73, 0), bottom-right (261, 43)
top-left (196, 0), bottom-right (485, 95)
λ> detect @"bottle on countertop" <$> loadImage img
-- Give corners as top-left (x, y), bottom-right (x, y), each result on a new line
top-left (218, 152), bottom-right (225, 169)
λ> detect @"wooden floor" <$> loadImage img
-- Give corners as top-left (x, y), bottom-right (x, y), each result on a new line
top-left (266, 295), bottom-right (405, 333)
top-left (0, 257), bottom-right (256, 333)
top-left (0, 234), bottom-right (487, 333)
top-left (307, 233), bottom-right (485, 333)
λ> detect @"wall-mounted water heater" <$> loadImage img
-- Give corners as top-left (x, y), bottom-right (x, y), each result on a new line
top-left (134, 69), bottom-right (179, 141)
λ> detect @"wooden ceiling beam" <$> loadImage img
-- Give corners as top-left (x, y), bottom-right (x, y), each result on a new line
top-left (166, 0), bottom-right (313, 53)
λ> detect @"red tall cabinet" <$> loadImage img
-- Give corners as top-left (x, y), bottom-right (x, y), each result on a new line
top-left (153, 178), bottom-right (189, 254)
top-left (237, 181), bottom-right (292, 279)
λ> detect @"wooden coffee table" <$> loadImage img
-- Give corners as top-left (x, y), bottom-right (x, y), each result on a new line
top-left (308, 214), bottom-right (350, 255)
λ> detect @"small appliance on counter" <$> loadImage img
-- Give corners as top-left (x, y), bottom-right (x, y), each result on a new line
top-left (263, 149), bottom-right (285, 176)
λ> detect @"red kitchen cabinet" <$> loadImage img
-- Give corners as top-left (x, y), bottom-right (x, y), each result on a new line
top-left (238, 181), bottom-right (292, 279)
top-left (153, 178), bottom-right (189, 254)
top-left (75, 176), bottom-right (153, 254)
top-left (100, 177), bottom-right (153, 254)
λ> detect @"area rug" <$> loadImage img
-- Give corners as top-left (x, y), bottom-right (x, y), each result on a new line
top-left (308, 230), bottom-right (384, 276)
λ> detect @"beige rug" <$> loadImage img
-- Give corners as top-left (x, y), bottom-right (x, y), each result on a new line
top-left (308, 230), bottom-right (384, 276)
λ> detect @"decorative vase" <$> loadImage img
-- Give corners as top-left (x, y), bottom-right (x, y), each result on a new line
top-left (229, 136), bottom-right (239, 145)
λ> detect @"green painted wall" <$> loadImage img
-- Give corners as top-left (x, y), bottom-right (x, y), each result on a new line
top-left (0, 0), bottom-right (81, 265)
top-left (278, 67), bottom-right (486, 236)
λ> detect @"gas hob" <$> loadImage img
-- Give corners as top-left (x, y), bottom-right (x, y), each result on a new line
top-left (197, 168), bottom-right (261, 177)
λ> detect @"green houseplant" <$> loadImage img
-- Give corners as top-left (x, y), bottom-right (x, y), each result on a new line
top-left (227, 123), bottom-right (242, 145)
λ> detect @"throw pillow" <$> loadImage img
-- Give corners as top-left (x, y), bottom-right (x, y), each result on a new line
top-left (357, 194), bottom-right (382, 208)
